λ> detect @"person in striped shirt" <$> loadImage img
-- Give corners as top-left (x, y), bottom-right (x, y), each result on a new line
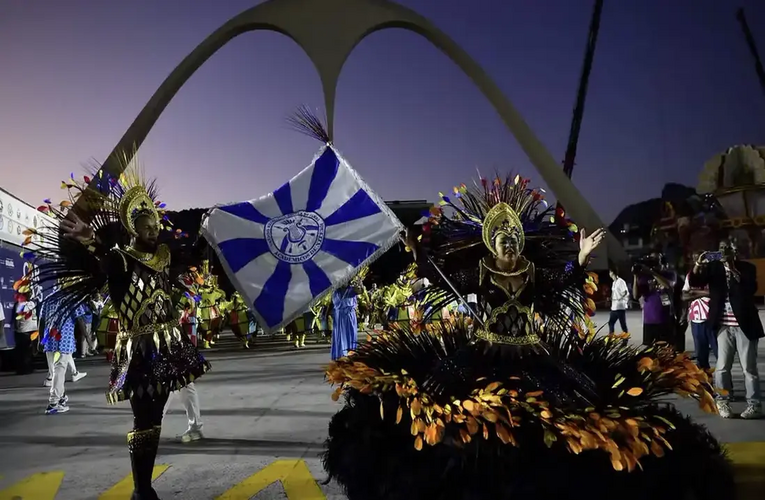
top-left (682, 252), bottom-right (716, 369)
top-left (690, 239), bottom-right (762, 419)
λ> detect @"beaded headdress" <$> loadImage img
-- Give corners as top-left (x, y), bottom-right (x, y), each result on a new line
top-left (16, 149), bottom-right (186, 331)
top-left (119, 185), bottom-right (160, 237)
top-left (482, 202), bottom-right (525, 255)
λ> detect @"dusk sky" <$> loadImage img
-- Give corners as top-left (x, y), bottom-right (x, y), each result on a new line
top-left (1, 0), bottom-right (764, 225)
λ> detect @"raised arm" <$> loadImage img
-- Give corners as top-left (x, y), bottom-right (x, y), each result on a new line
top-left (688, 254), bottom-right (711, 289)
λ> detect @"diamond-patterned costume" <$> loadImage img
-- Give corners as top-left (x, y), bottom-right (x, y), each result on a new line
top-left (105, 245), bottom-right (210, 404)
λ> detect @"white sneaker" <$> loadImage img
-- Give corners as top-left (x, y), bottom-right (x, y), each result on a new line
top-left (72, 372), bottom-right (87, 382)
top-left (741, 403), bottom-right (763, 420)
top-left (43, 378), bottom-right (52, 387)
top-left (716, 401), bottom-right (733, 419)
top-left (179, 427), bottom-right (204, 443)
top-left (45, 403), bottom-right (69, 415)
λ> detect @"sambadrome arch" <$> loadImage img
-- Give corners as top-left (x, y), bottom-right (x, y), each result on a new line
top-left (88, 0), bottom-right (627, 267)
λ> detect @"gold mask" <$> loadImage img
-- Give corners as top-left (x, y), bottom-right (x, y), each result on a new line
top-left (482, 203), bottom-right (524, 256)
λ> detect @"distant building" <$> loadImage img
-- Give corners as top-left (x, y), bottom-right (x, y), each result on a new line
top-left (608, 183), bottom-right (699, 261)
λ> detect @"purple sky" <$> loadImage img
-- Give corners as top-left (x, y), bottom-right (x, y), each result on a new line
top-left (1, 0), bottom-right (764, 225)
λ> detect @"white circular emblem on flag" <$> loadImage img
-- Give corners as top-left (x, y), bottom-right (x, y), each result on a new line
top-left (265, 211), bottom-right (326, 264)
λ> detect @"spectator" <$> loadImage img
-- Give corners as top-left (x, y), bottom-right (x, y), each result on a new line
top-left (13, 293), bottom-right (38, 375)
top-left (632, 251), bottom-right (676, 347)
top-left (608, 267), bottom-right (629, 335)
top-left (39, 294), bottom-right (77, 415)
top-left (690, 239), bottom-right (762, 419)
top-left (0, 305), bottom-right (6, 350)
top-left (75, 303), bottom-right (97, 357)
top-left (682, 252), bottom-right (715, 369)
top-left (90, 293), bottom-right (104, 348)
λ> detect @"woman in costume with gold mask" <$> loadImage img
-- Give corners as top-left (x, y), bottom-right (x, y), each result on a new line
top-left (323, 175), bottom-right (731, 500)
top-left (19, 155), bottom-right (210, 500)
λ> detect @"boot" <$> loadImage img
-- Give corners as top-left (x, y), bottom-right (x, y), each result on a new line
top-left (128, 426), bottom-right (162, 500)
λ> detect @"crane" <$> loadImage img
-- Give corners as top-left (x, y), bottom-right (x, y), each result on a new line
top-left (562, 0), bottom-right (604, 179)
top-left (736, 7), bottom-right (765, 98)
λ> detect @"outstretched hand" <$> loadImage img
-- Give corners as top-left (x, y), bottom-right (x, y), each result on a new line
top-left (578, 228), bottom-right (606, 263)
top-left (60, 213), bottom-right (94, 243)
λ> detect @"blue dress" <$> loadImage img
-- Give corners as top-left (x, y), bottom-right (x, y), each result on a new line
top-left (41, 298), bottom-right (77, 354)
top-left (331, 287), bottom-right (358, 360)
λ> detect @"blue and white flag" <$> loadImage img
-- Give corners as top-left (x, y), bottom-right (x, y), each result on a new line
top-left (201, 145), bottom-right (404, 334)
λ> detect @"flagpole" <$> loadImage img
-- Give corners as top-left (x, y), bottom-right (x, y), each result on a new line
top-left (424, 254), bottom-right (485, 328)
top-left (400, 236), bottom-right (484, 327)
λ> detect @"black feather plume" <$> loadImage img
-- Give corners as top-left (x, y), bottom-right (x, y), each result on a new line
top-left (286, 105), bottom-right (331, 144)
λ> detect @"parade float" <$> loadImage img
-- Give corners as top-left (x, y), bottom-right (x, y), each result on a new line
top-left (650, 186), bottom-right (723, 272)
top-left (697, 144), bottom-right (765, 295)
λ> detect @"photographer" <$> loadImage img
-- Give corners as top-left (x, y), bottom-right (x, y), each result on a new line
top-left (689, 239), bottom-right (762, 419)
top-left (632, 251), bottom-right (676, 347)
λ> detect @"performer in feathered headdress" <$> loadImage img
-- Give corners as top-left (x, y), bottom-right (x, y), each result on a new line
top-left (17, 152), bottom-right (210, 500)
top-left (322, 169), bottom-right (733, 499)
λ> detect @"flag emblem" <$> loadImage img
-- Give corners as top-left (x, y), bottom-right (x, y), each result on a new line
top-left (202, 145), bottom-right (403, 333)
top-left (264, 210), bottom-right (326, 264)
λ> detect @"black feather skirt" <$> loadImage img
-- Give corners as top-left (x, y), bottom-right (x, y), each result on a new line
top-left (106, 323), bottom-right (210, 404)
top-left (323, 321), bottom-right (733, 500)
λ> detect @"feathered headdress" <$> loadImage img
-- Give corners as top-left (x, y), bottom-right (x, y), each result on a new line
top-left (412, 174), bottom-right (590, 328)
top-left (425, 174), bottom-right (578, 257)
top-left (15, 150), bottom-right (185, 329)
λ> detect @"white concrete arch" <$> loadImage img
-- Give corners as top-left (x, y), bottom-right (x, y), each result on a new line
top-left (85, 0), bottom-right (625, 265)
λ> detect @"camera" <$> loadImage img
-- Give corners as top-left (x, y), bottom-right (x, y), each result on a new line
top-left (631, 254), bottom-right (663, 275)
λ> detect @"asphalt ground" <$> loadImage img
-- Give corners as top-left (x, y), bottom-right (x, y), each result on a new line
top-left (0, 310), bottom-right (763, 499)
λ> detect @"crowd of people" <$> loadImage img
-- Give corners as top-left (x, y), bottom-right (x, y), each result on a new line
top-left (606, 241), bottom-right (762, 421)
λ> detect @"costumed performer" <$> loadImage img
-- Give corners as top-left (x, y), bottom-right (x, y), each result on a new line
top-left (19, 156), bottom-right (210, 500)
top-left (285, 317), bottom-right (308, 348)
top-left (197, 262), bottom-right (224, 348)
top-left (323, 175), bottom-right (731, 500)
top-left (311, 294), bottom-right (333, 343)
top-left (380, 268), bottom-right (415, 327)
top-left (228, 291), bottom-right (255, 349)
top-left (331, 274), bottom-right (364, 360)
top-left (355, 268), bottom-right (372, 330)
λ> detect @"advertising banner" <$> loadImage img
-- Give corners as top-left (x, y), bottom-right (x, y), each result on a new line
top-left (0, 188), bottom-right (51, 350)
top-left (0, 187), bottom-right (55, 248)
top-left (0, 243), bottom-right (27, 350)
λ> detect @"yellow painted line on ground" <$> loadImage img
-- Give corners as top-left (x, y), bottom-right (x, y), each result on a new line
top-left (98, 465), bottom-right (171, 500)
top-left (216, 459), bottom-right (326, 500)
top-left (726, 442), bottom-right (765, 500)
top-left (0, 444), bottom-right (763, 499)
top-left (0, 471), bottom-right (64, 500)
